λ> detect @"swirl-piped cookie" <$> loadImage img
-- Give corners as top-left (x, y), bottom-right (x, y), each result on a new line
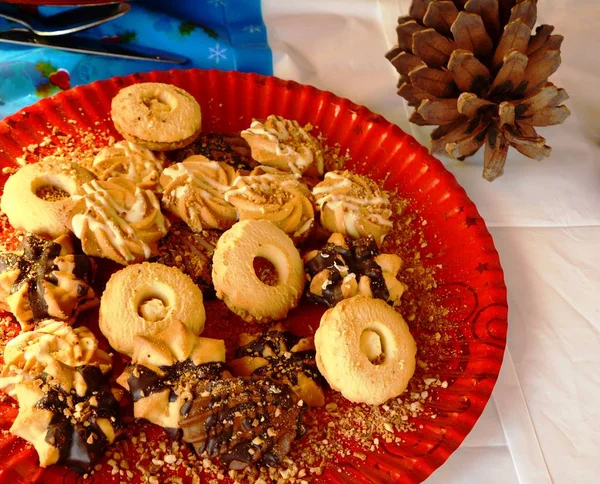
top-left (315, 296), bottom-right (416, 405)
top-left (0, 319), bottom-right (111, 396)
top-left (92, 140), bottom-right (166, 192)
top-left (224, 169), bottom-right (315, 243)
top-left (68, 177), bottom-right (168, 265)
top-left (0, 159), bottom-right (96, 238)
top-left (117, 320), bottom-right (226, 435)
top-left (212, 220), bottom-right (305, 324)
top-left (304, 233), bottom-right (406, 307)
top-left (111, 82), bottom-right (202, 151)
top-left (241, 115), bottom-right (324, 176)
top-left (312, 171), bottom-right (393, 244)
top-left (160, 155), bottom-right (238, 232)
top-left (99, 262), bottom-right (205, 356)
top-left (0, 234), bottom-right (98, 330)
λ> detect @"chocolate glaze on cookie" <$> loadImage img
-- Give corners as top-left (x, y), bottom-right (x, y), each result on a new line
top-left (305, 235), bottom-right (389, 307)
top-left (235, 329), bottom-right (325, 390)
top-left (36, 366), bottom-right (123, 472)
top-left (180, 375), bottom-right (305, 470)
top-left (0, 234), bottom-right (96, 326)
top-left (167, 133), bottom-right (256, 170)
top-left (127, 361), bottom-right (226, 405)
top-left (126, 360), bottom-right (227, 438)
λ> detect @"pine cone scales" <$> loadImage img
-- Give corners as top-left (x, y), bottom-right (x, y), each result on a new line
top-left (387, 0), bottom-right (570, 181)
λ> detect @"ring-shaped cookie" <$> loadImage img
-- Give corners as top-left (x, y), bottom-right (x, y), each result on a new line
top-left (111, 82), bottom-right (202, 151)
top-left (314, 295), bottom-right (416, 405)
top-left (99, 262), bottom-right (205, 356)
top-left (212, 220), bottom-right (305, 323)
top-left (1, 159), bottom-right (95, 238)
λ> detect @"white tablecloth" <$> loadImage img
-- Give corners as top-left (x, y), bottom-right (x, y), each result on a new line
top-left (264, 1), bottom-right (600, 482)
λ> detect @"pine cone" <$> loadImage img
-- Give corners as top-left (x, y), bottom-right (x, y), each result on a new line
top-left (386, 0), bottom-right (570, 181)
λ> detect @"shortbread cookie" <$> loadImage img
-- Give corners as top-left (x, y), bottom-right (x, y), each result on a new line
top-left (68, 177), bottom-right (168, 265)
top-left (314, 296), bottom-right (416, 405)
top-left (117, 320), bottom-right (226, 435)
top-left (92, 140), bottom-right (166, 191)
top-left (111, 82), bottom-right (202, 151)
top-left (0, 234), bottom-right (98, 330)
top-left (10, 365), bottom-right (122, 470)
top-left (241, 115), bottom-right (324, 176)
top-left (230, 324), bottom-right (326, 407)
top-left (151, 222), bottom-right (220, 293)
top-left (99, 262), bottom-right (205, 356)
top-left (212, 220), bottom-right (305, 323)
top-left (0, 159), bottom-right (95, 238)
top-left (304, 233), bottom-right (406, 307)
top-left (160, 155), bottom-right (238, 232)
top-left (312, 171), bottom-right (393, 244)
top-left (180, 374), bottom-right (304, 470)
top-left (0, 319), bottom-right (111, 397)
top-left (224, 169), bottom-right (315, 243)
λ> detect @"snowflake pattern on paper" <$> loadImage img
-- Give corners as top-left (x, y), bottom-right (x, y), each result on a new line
top-left (242, 25), bottom-right (262, 34)
top-left (208, 43), bottom-right (228, 64)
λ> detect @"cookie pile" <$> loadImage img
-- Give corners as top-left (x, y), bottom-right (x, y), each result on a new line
top-left (0, 81), bottom-right (417, 474)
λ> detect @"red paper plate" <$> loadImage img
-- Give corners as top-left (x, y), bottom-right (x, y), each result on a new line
top-left (0, 69), bottom-right (507, 483)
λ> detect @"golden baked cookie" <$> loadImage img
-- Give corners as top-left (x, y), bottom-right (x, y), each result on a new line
top-left (117, 320), bottom-right (226, 434)
top-left (0, 158), bottom-right (95, 238)
top-left (241, 115), bottom-right (324, 176)
top-left (314, 295), bottom-right (416, 405)
top-left (304, 233), bottom-right (406, 307)
top-left (0, 234), bottom-right (98, 331)
top-left (111, 82), bottom-right (202, 151)
top-left (224, 168), bottom-right (315, 243)
top-left (99, 262), bottom-right (206, 356)
top-left (92, 140), bottom-right (166, 192)
top-left (68, 177), bottom-right (169, 265)
top-left (212, 220), bottom-right (305, 323)
top-left (0, 319), bottom-right (111, 397)
top-left (160, 155), bottom-right (238, 232)
top-left (312, 170), bottom-right (393, 244)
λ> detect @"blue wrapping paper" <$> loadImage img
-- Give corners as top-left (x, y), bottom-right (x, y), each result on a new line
top-left (0, 0), bottom-right (272, 118)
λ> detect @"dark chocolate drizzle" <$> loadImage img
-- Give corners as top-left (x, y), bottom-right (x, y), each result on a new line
top-left (0, 233), bottom-right (96, 323)
top-left (35, 365), bottom-right (123, 472)
top-left (180, 375), bottom-right (304, 470)
top-left (126, 360), bottom-right (226, 405)
top-left (234, 329), bottom-right (325, 388)
top-left (305, 235), bottom-right (390, 307)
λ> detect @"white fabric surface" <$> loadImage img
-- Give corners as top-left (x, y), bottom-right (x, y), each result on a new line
top-left (263, 1), bottom-right (600, 482)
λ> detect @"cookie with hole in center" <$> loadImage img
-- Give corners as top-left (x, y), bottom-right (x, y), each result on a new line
top-left (111, 82), bottom-right (202, 151)
top-left (314, 295), bottom-right (416, 405)
top-left (99, 262), bottom-right (205, 356)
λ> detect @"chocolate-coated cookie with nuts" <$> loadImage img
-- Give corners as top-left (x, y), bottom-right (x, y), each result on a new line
top-left (304, 233), bottom-right (407, 307)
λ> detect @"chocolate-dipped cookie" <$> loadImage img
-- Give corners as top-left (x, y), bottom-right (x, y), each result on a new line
top-left (304, 233), bottom-right (406, 307)
top-left (0, 234), bottom-right (97, 330)
top-left (180, 374), bottom-right (305, 470)
top-left (229, 324), bottom-right (326, 407)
